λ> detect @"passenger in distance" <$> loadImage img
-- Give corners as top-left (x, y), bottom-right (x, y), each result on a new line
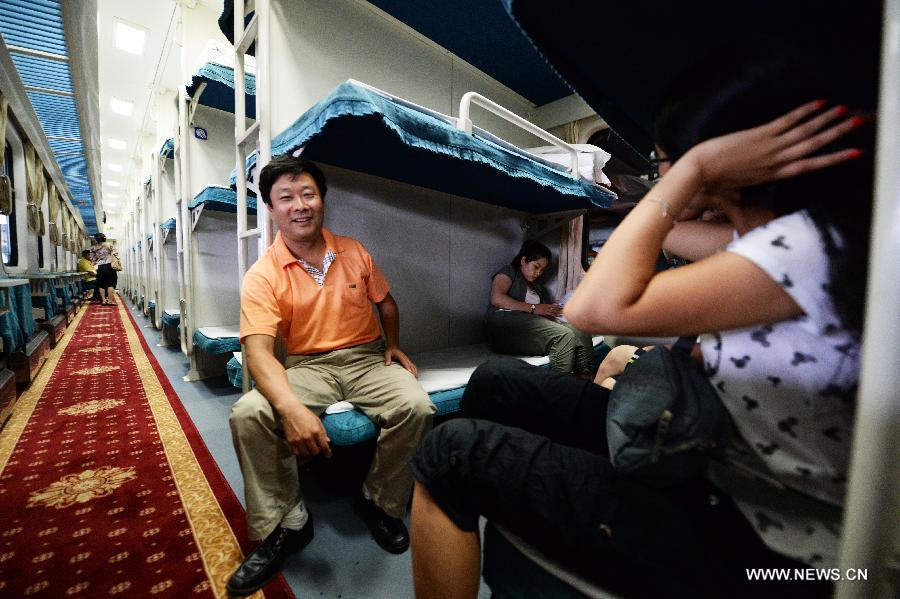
top-left (76, 250), bottom-right (99, 302)
top-left (485, 239), bottom-right (594, 376)
top-left (227, 157), bottom-right (434, 596)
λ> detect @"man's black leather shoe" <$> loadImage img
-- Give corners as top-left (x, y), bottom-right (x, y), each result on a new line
top-left (353, 494), bottom-right (410, 554)
top-left (226, 514), bottom-right (314, 597)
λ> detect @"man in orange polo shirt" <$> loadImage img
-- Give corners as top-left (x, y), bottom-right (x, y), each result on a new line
top-left (227, 157), bottom-right (434, 596)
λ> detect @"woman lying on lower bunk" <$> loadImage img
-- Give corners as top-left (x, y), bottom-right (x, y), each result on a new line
top-left (485, 239), bottom-right (594, 377)
top-left (409, 47), bottom-right (871, 599)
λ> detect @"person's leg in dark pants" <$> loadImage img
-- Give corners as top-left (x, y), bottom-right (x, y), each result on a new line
top-left (411, 418), bottom-right (699, 597)
top-left (461, 358), bottom-right (610, 454)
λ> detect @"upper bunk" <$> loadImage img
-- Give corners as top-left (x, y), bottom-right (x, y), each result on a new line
top-left (232, 80), bottom-right (617, 214)
top-left (189, 185), bottom-right (256, 226)
top-left (186, 40), bottom-right (256, 117)
top-left (159, 138), bottom-right (174, 159)
top-left (501, 0), bottom-right (882, 160)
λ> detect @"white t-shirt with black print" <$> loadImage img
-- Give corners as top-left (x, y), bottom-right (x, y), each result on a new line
top-left (699, 210), bottom-right (858, 568)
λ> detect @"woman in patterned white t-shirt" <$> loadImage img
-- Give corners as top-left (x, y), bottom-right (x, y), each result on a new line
top-left (566, 53), bottom-right (873, 572)
top-left (409, 49), bottom-right (875, 598)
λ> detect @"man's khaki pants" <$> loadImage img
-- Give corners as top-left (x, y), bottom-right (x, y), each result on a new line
top-left (229, 341), bottom-right (434, 540)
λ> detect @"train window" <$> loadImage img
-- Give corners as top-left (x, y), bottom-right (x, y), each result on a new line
top-left (0, 144), bottom-right (17, 266)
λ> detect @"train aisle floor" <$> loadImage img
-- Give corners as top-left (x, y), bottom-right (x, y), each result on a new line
top-left (123, 300), bottom-right (490, 599)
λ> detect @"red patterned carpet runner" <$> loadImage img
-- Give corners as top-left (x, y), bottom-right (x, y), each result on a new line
top-left (0, 302), bottom-right (294, 598)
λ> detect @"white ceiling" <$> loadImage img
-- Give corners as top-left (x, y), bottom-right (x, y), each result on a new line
top-left (96, 0), bottom-right (221, 232)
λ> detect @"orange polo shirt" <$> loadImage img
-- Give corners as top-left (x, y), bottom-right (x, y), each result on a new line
top-left (240, 228), bottom-right (390, 355)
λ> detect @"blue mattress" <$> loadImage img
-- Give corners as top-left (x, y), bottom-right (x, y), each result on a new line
top-left (189, 185), bottom-right (257, 214)
top-left (160, 217), bottom-right (177, 230)
top-left (161, 311), bottom-right (180, 327)
top-left (186, 62), bottom-right (256, 118)
top-left (231, 81), bottom-right (615, 213)
top-left (323, 386), bottom-right (467, 446)
top-left (0, 281), bottom-right (33, 353)
top-left (226, 340), bottom-right (610, 446)
top-left (192, 330), bottom-right (241, 356)
top-left (0, 310), bottom-right (20, 355)
top-left (324, 342), bottom-right (610, 446)
top-left (227, 355), bottom-right (244, 389)
top-left (159, 138), bottom-right (174, 159)
top-left (224, 351), bottom-right (467, 446)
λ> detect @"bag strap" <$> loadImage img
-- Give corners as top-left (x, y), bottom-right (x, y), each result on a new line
top-left (671, 336), bottom-right (697, 353)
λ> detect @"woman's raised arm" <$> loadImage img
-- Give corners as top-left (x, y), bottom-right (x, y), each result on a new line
top-left (564, 101), bottom-right (861, 337)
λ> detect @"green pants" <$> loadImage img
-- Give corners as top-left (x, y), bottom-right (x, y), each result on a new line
top-left (486, 310), bottom-right (594, 375)
top-left (229, 340), bottom-right (434, 540)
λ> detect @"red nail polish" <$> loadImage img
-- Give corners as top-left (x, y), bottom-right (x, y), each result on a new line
top-left (834, 105), bottom-right (848, 117)
top-left (815, 99), bottom-right (827, 109)
top-left (849, 116), bottom-right (865, 128)
top-left (847, 149), bottom-right (863, 159)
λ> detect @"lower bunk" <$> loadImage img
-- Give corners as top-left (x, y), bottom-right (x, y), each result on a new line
top-left (160, 309), bottom-right (181, 346)
top-left (190, 325), bottom-right (241, 379)
top-left (227, 336), bottom-right (609, 446)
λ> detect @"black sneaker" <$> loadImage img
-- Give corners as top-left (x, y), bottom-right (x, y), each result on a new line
top-left (226, 514), bottom-right (314, 597)
top-left (352, 493), bottom-right (410, 554)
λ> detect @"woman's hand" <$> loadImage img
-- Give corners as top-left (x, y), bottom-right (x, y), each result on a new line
top-left (682, 100), bottom-right (863, 192)
top-left (534, 303), bottom-right (563, 318)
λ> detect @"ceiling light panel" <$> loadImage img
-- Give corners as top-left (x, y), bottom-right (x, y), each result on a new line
top-left (113, 19), bottom-right (147, 56)
top-left (107, 181), bottom-right (121, 187)
top-left (110, 97), bottom-right (134, 116)
top-left (107, 138), bottom-right (126, 150)
top-left (108, 164), bottom-right (123, 172)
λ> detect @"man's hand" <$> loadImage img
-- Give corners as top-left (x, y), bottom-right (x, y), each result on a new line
top-left (384, 346), bottom-right (418, 378)
top-left (281, 403), bottom-right (332, 458)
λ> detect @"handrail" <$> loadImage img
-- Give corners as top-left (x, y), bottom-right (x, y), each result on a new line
top-left (234, 0), bottom-right (271, 393)
top-left (837, 0), bottom-right (900, 595)
top-left (456, 91), bottom-right (580, 178)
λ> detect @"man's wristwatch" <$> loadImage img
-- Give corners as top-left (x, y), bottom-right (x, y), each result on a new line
top-left (530, 304), bottom-right (536, 314)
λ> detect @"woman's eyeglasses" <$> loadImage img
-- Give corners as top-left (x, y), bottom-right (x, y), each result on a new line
top-left (648, 155), bottom-right (671, 180)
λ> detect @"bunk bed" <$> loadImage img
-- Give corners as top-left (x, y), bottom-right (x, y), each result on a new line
top-left (155, 135), bottom-right (178, 337)
top-left (160, 137), bottom-right (174, 159)
top-left (176, 38), bottom-right (258, 378)
top-left (224, 79), bottom-right (616, 443)
top-left (160, 217), bottom-right (180, 346)
top-left (186, 40), bottom-right (256, 117)
top-left (328, 339), bottom-right (608, 446)
top-left (145, 233), bottom-right (156, 322)
top-left (232, 80), bottom-right (616, 213)
top-left (185, 185), bottom-right (257, 379)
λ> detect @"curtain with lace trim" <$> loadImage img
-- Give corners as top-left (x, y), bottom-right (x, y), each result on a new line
top-left (0, 91), bottom-right (11, 216)
top-left (62, 205), bottom-right (72, 252)
top-left (553, 126), bottom-right (587, 297)
top-left (68, 210), bottom-right (77, 252)
top-left (24, 144), bottom-right (46, 234)
top-left (48, 182), bottom-right (60, 245)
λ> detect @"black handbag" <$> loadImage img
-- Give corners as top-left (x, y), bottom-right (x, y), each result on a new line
top-left (606, 337), bottom-right (732, 483)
